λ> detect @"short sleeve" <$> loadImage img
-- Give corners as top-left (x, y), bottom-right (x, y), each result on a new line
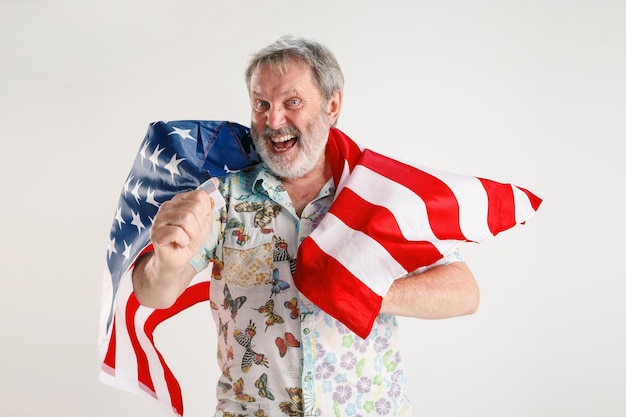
top-left (408, 248), bottom-right (464, 275)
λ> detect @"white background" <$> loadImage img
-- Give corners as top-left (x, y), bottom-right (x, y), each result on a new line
top-left (1, 1), bottom-right (624, 416)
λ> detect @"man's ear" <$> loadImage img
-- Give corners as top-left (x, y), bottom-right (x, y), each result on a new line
top-left (327, 90), bottom-right (343, 126)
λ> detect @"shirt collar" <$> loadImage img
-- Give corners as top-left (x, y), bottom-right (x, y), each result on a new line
top-left (252, 163), bottom-right (336, 202)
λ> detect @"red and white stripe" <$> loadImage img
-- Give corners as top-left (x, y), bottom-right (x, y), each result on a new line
top-left (294, 128), bottom-right (542, 339)
top-left (99, 246), bottom-right (212, 417)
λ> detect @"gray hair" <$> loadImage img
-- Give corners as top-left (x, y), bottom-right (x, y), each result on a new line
top-left (244, 35), bottom-right (344, 100)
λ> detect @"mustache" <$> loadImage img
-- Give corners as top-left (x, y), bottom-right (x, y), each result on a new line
top-left (260, 125), bottom-right (301, 139)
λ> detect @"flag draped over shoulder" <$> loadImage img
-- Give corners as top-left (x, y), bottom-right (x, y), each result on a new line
top-left (99, 121), bottom-right (542, 416)
top-left (294, 128), bottom-right (542, 338)
top-left (99, 120), bottom-right (259, 416)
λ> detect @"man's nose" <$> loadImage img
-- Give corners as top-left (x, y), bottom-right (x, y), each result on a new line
top-left (266, 105), bottom-right (286, 130)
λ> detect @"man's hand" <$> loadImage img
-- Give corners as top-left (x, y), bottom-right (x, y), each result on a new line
top-left (150, 189), bottom-right (216, 272)
top-left (132, 184), bottom-right (218, 308)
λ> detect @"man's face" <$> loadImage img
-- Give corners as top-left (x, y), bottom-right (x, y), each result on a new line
top-left (248, 60), bottom-right (334, 179)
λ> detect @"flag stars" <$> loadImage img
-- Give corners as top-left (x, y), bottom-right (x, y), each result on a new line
top-left (168, 127), bottom-right (196, 141)
top-left (165, 153), bottom-right (186, 180)
top-left (115, 207), bottom-right (126, 229)
top-left (146, 188), bottom-right (161, 207)
top-left (130, 210), bottom-right (146, 233)
top-left (131, 180), bottom-right (143, 204)
top-left (123, 175), bottom-right (134, 197)
top-left (139, 142), bottom-right (150, 163)
top-left (149, 144), bottom-right (165, 171)
top-left (122, 241), bottom-right (132, 260)
top-left (107, 237), bottom-right (118, 259)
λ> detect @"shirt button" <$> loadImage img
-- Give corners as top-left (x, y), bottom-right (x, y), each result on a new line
top-left (303, 328), bottom-right (310, 335)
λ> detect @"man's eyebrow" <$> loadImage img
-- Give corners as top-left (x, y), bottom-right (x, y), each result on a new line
top-left (251, 88), bottom-right (300, 98)
top-left (282, 89), bottom-right (300, 97)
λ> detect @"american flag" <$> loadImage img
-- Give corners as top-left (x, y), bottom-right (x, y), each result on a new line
top-left (99, 122), bottom-right (541, 415)
top-left (98, 120), bottom-right (259, 416)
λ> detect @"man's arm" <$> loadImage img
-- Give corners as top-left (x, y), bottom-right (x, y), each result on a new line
top-left (132, 252), bottom-right (198, 309)
top-left (379, 261), bottom-right (479, 318)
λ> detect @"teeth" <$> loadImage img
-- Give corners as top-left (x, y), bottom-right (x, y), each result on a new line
top-left (271, 134), bottom-right (293, 143)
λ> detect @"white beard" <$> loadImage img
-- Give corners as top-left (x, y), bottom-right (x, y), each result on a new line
top-left (251, 112), bottom-right (331, 179)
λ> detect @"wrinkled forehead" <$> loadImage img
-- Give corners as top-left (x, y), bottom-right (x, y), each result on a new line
top-left (249, 59), bottom-right (318, 95)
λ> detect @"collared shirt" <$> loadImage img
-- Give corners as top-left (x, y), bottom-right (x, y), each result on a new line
top-left (191, 163), bottom-right (461, 417)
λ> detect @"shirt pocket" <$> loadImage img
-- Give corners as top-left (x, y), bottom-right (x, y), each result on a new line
top-left (222, 227), bottom-right (274, 288)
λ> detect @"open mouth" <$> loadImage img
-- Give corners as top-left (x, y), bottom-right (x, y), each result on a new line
top-left (271, 134), bottom-right (298, 152)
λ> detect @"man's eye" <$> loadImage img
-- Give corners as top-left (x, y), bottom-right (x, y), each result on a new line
top-left (255, 101), bottom-right (269, 111)
top-left (286, 99), bottom-right (300, 108)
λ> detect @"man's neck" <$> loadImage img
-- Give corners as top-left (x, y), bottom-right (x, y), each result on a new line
top-left (281, 162), bottom-right (332, 217)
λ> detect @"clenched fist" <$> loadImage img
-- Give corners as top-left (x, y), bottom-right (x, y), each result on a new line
top-left (132, 180), bottom-right (219, 308)
top-left (150, 188), bottom-right (216, 271)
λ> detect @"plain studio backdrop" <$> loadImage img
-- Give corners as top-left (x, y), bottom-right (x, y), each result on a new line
top-left (1, 1), bottom-right (624, 416)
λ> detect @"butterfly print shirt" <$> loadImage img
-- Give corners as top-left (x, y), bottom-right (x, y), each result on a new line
top-left (191, 163), bottom-right (462, 417)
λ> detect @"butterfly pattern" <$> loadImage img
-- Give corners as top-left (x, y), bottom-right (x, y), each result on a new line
top-left (211, 258), bottom-right (224, 280)
top-left (254, 372), bottom-right (275, 401)
top-left (272, 235), bottom-right (291, 262)
top-left (284, 297), bottom-right (299, 320)
top-left (232, 226), bottom-right (249, 246)
top-left (218, 316), bottom-right (228, 344)
top-left (235, 200), bottom-right (282, 228)
top-left (279, 387), bottom-right (304, 417)
top-left (223, 283), bottom-right (247, 321)
top-left (269, 267), bottom-right (290, 298)
top-left (233, 320), bottom-right (269, 373)
top-left (233, 377), bottom-right (256, 402)
top-left (275, 332), bottom-right (301, 358)
top-left (252, 407), bottom-right (269, 417)
top-left (195, 168), bottom-right (313, 415)
top-left (272, 234), bottom-right (297, 276)
top-left (217, 380), bottom-right (232, 393)
top-left (252, 299), bottom-right (285, 332)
